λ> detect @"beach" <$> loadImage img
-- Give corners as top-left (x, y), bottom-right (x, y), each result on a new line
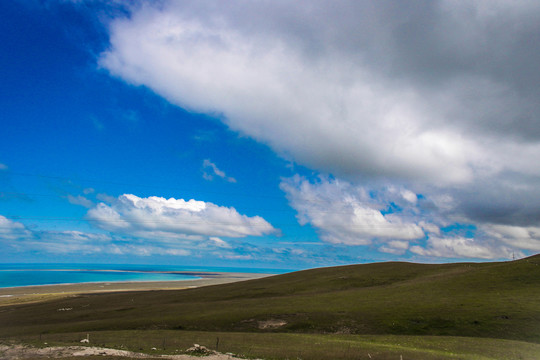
top-left (0, 271), bottom-right (271, 306)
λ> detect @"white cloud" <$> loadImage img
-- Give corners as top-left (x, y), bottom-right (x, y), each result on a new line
top-left (105, 244), bottom-right (191, 257)
top-left (96, 193), bottom-right (117, 204)
top-left (0, 217), bottom-right (195, 257)
top-left (67, 194), bottom-right (94, 208)
top-left (0, 209), bottom-right (272, 258)
top-left (36, 232), bottom-right (192, 257)
top-left (0, 221), bottom-right (111, 255)
top-left (221, 254), bottom-right (253, 260)
top-left (98, 1), bottom-right (540, 184)
top-left (86, 194), bottom-right (276, 239)
top-left (401, 190), bottom-right (418, 204)
top-left (280, 176), bottom-right (425, 246)
top-left (410, 236), bottom-right (514, 260)
top-left (100, 4), bottom-right (484, 186)
top-left (209, 236), bottom-right (231, 248)
top-left (419, 222), bottom-right (441, 236)
top-left (98, 1), bottom-right (540, 235)
top-left (35, 231), bottom-right (111, 254)
top-left (379, 242), bottom-right (409, 255)
top-left (202, 159), bottom-right (237, 183)
top-left (0, 163), bottom-right (7, 170)
top-left (279, 175), bottom-right (537, 259)
top-left (164, 248), bottom-right (191, 256)
top-left (0, 216), bottom-right (32, 241)
top-left (483, 224), bottom-right (540, 251)
top-left (389, 240), bottom-right (410, 250)
top-left (203, 159), bottom-right (226, 178)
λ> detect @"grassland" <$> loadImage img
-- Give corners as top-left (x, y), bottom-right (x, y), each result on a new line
top-left (1, 255), bottom-right (540, 359)
top-left (6, 331), bottom-right (540, 359)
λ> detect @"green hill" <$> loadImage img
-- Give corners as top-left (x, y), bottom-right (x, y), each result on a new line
top-left (1, 256), bottom-right (540, 359)
top-left (2, 255), bottom-right (540, 341)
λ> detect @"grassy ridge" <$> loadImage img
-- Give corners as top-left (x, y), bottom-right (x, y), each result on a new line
top-left (9, 331), bottom-right (540, 360)
top-left (1, 255), bottom-right (539, 345)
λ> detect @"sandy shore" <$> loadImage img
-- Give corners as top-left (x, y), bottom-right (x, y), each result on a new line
top-left (0, 272), bottom-right (272, 306)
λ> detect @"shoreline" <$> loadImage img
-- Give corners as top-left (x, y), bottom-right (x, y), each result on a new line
top-left (0, 272), bottom-right (273, 306)
top-left (0, 268), bottom-right (270, 276)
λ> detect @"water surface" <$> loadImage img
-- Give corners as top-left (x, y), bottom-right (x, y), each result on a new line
top-left (0, 263), bottom-right (292, 288)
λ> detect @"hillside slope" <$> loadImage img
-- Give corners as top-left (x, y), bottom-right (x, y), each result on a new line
top-left (1, 255), bottom-right (539, 343)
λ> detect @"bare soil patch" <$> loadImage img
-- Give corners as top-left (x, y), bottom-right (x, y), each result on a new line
top-left (257, 319), bottom-right (287, 329)
top-left (0, 344), bottom-right (257, 359)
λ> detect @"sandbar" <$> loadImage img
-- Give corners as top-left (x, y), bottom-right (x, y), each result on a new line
top-left (0, 271), bottom-right (272, 306)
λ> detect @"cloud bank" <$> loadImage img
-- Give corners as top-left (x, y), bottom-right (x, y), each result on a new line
top-left (0, 220), bottom-right (193, 257)
top-left (97, 1), bottom-right (540, 258)
top-left (86, 194), bottom-right (276, 239)
top-left (281, 176), bottom-right (521, 259)
top-left (280, 176), bottom-right (425, 246)
top-left (0, 211), bottom-right (276, 259)
top-left (100, 2), bottom-right (540, 180)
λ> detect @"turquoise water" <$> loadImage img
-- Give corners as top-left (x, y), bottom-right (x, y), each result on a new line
top-left (0, 269), bottom-right (199, 288)
top-left (0, 264), bottom-right (292, 288)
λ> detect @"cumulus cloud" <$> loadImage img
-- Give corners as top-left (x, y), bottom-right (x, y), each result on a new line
top-left (99, 1), bottom-right (483, 185)
top-left (280, 176), bottom-right (537, 259)
top-left (400, 190), bottom-right (418, 204)
top-left (280, 176), bottom-right (425, 246)
top-left (95, 1), bottom-right (540, 259)
top-left (202, 159), bottom-right (237, 183)
top-left (0, 215), bottom-right (33, 241)
top-left (0, 206), bottom-right (273, 258)
top-left (409, 236), bottom-right (515, 260)
top-left (86, 193), bottom-right (276, 239)
top-left (97, 0), bottom-right (540, 235)
top-left (483, 224), bottom-right (540, 251)
top-left (99, 2), bottom-right (538, 177)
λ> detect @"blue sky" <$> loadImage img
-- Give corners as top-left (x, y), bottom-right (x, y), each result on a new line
top-left (2, 1), bottom-right (540, 269)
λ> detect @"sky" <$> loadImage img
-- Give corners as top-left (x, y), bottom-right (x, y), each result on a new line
top-left (2, 0), bottom-right (540, 269)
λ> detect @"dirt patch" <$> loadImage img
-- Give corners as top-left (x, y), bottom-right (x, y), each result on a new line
top-left (257, 319), bottom-right (287, 329)
top-left (0, 344), bottom-right (258, 359)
